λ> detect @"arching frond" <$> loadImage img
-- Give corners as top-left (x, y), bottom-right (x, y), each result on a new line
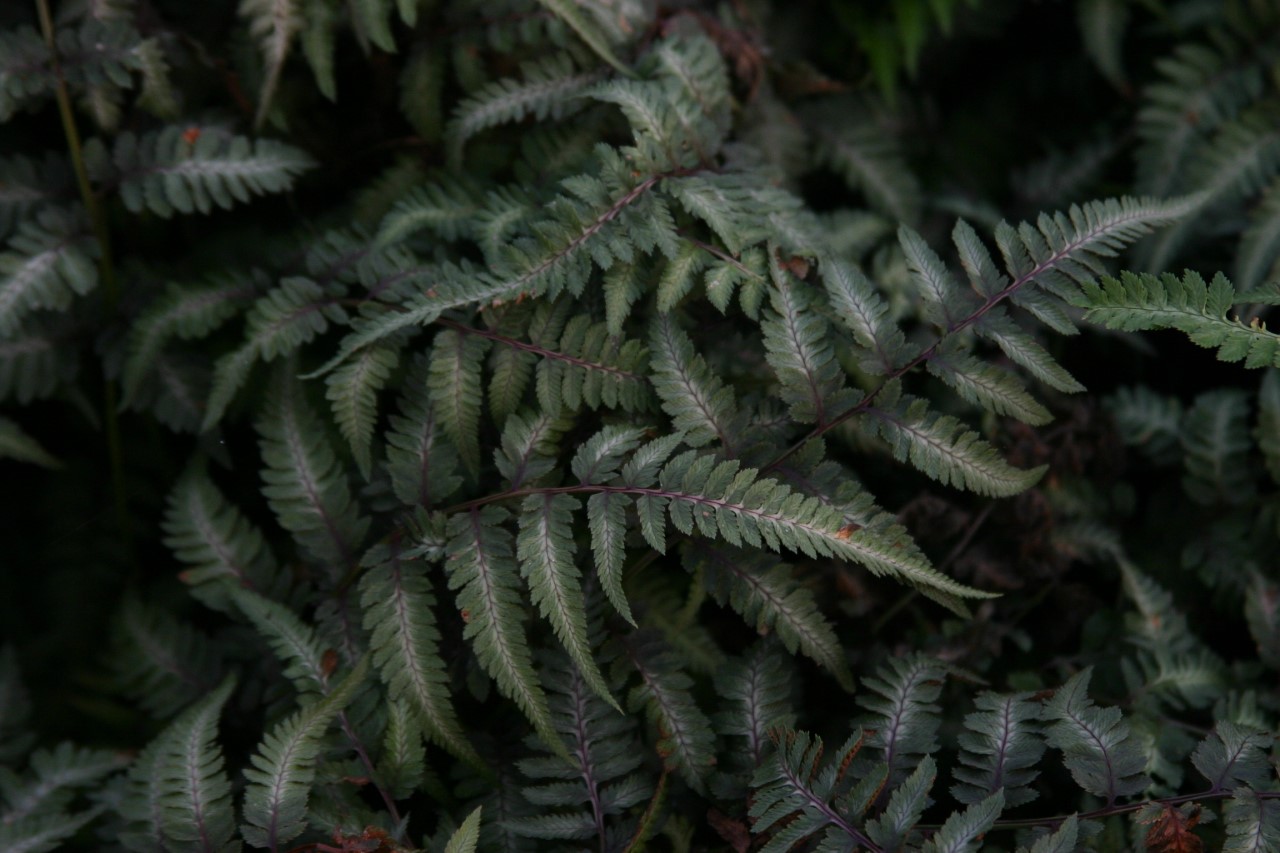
top-left (952, 692), bottom-right (1045, 807)
top-left (359, 544), bottom-right (481, 766)
top-left (623, 630), bottom-right (715, 793)
top-left (0, 208), bottom-right (96, 337)
top-left (105, 126), bottom-right (314, 216)
top-left (867, 397), bottom-right (1047, 497)
top-left (119, 677), bottom-right (237, 853)
top-left (240, 656), bottom-right (368, 849)
top-left (444, 507), bottom-right (563, 758)
top-left (239, 0), bottom-right (302, 127)
top-left (256, 369), bottom-right (370, 571)
top-left (1041, 668), bottom-right (1149, 805)
top-left (1076, 270), bottom-right (1280, 368)
top-left (447, 54), bottom-right (600, 161)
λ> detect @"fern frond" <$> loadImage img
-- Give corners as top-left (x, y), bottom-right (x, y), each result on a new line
top-left (0, 810), bottom-right (101, 853)
top-left (3, 17), bottom-right (146, 124)
top-left (444, 507), bottom-right (563, 758)
top-left (1041, 668), bottom-right (1149, 804)
top-left (300, 0), bottom-right (338, 102)
top-left (867, 397), bottom-right (1047, 497)
top-left (359, 544), bottom-right (481, 767)
top-left (649, 315), bottom-right (742, 452)
top-left (315, 155), bottom-right (669, 375)
top-left (1223, 787), bottom-right (1280, 853)
top-left (0, 27), bottom-right (53, 122)
top-left (689, 542), bottom-right (850, 689)
top-left (464, 312), bottom-right (650, 417)
top-left (952, 219), bottom-right (1011, 299)
top-left (761, 256), bottom-right (852, 425)
top-left (536, 0), bottom-right (632, 76)
top-left (348, 0), bottom-right (398, 52)
top-left (257, 369), bottom-right (370, 571)
top-left (1237, 177), bottom-right (1280, 291)
top-left (1245, 570), bottom-right (1280, 671)
top-left (623, 630), bottom-right (715, 792)
top-left (1106, 385), bottom-right (1183, 464)
top-left (447, 54), bottom-right (599, 161)
top-left (515, 649), bottom-right (648, 846)
top-left (1179, 388), bottom-right (1255, 505)
top-left (377, 698), bottom-right (426, 800)
top-left (428, 328), bottom-right (490, 479)
top-left (619, 448), bottom-right (988, 601)
top-left (1139, 111), bottom-right (1280, 271)
top-left (0, 155), bottom-right (66, 239)
top-left (1136, 41), bottom-right (1262, 197)
top-left (0, 742), bottom-right (124, 824)
top-left (1191, 722), bottom-right (1275, 793)
top-left (859, 653), bottom-right (946, 786)
top-left (385, 354), bottom-right (463, 508)
top-left (647, 33), bottom-right (731, 148)
top-left (0, 208), bottom-right (96, 337)
top-left (0, 417), bottom-right (60, 468)
top-left (587, 491), bottom-right (633, 626)
top-left (571, 426), bottom-right (646, 487)
top-left (446, 806), bottom-right (484, 853)
top-left (107, 126), bottom-right (314, 216)
top-left (517, 492), bottom-right (618, 710)
top-left (664, 173), bottom-right (781, 256)
top-left (1076, 270), bottom-right (1280, 368)
top-left (865, 755), bottom-right (935, 852)
top-left (120, 677), bottom-right (237, 853)
top-left (377, 174), bottom-right (484, 247)
top-left (900, 225), bottom-right (978, 328)
top-left (0, 320), bottom-right (72, 404)
top-left (495, 409), bottom-right (568, 490)
top-left (325, 341), bottom-right (399, 479)
top-left (749, 729), bottom-right (879, 853)
top-left (821, 258), bottom-right (914, 375)
top-left (952, 691), bottom-right (1045, 807)
top-left (109, 596), bottom-right (223, 718)
top-left (229, 587), bottom-right (329, 697)
top-left (163, 462), bottom-right (286, 608)
top-left (1016, 815), bottom-right (1079, 853)
top-left (240, 656), bottom-right (368, 849)
top-left (1125, 647), bottom-right (1226, 713)
top-left (921, 791), bottom-right (1005, 853)
top-left (927, 349), bottom-right (1052, 425)
top-left (203, 277), bottom-right (347, 429)
top-left (1078, 0), bottom-right (1129, 89)
top-left (239, 0), bottom-right (302, 127)
top-left (973, 312), bottom-right (1085, 393)
top-left (121, 273), bottom-right (260, 408)
top-left (655, 241), bottom-right (706, 312)
top-left (995, 195), bottom-right (1200, 299)
top-left (809, 103), bottom-right (922, 224)
top-left (712, 642), bottom-right (796, 771)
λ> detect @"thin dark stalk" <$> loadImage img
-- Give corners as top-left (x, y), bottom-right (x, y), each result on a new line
top-left (337, 712), bottom-right (404, 829)
top-left (35, 0), bottom-right (131, 552)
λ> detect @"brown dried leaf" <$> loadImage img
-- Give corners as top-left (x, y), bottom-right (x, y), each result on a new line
top-left (1140, 803), bottom-right (1203, 853)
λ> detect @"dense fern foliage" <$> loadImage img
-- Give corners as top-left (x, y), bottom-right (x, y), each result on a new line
top-left (3, 0), bottom-right (1280, 850)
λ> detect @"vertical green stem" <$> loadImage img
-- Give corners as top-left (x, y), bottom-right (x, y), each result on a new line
top-left (35, 0), bottom-right (131, 552)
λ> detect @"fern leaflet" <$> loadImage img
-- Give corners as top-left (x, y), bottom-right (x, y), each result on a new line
top-left (359, 543), bottom-right (481, 767)
top-left (952, 691), bottom-right (1045, 807)
top-left (1041, 668), bottom-right (1149, 805)
top-left (1076, 270), bottom-right (1280, 368)
top-left (240, 656), bottom-right (368, 849)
